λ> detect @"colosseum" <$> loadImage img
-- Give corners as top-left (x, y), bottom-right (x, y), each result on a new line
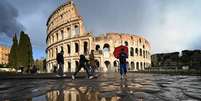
top-left (46, 1), bottom-right (151, 73)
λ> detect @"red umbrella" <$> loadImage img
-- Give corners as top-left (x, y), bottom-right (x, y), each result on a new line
top-left (113, 45), bottom-right (128, 59)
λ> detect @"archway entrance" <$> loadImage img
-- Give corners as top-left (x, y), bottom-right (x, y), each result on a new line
top-left (104, 61), bottom-right (111, 72)
top-left (84, 42), bottom-right (88, 55)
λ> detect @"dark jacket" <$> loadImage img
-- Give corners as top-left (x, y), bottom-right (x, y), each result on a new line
top-left (79, 55), bottom-right (88, 66)
top-left (119, 52), bottom-right (128, 64)
top-left (89, 53), bottom-right (96, 66)
top-left (56, 53), bottom-right (64, 64)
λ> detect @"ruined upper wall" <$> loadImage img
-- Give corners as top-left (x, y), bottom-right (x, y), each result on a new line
top-left (94, 33), bottom-right (151, 48)
top-left (46, 1), bottom-right (84, 35)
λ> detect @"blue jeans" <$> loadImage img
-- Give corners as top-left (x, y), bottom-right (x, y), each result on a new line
top-left (120, 64), bottom-right (127, 75)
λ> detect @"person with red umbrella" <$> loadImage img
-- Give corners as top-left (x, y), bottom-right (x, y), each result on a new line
top-left (114, 46), bottom-right (128, 79)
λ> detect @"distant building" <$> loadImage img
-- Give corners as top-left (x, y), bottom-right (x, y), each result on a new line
top-left (151, 52), bottom-right (179, 69)
top-left (46, 1), bottom-right (151, 72)
top-left (181, 50), bottom-right (201, 70)
top-left (152, 50), bottom-right (201, 70)
top-left (0, 45), bottom-right (10, 65)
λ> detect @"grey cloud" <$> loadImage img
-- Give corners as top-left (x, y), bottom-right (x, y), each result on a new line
top-left (0, 0), bottom-right (24, 38)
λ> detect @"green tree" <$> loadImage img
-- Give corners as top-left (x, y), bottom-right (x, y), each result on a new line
top-left (17, 31), bottom-right (33, 69)
top-left (8, 34), bottom-right (18, 69)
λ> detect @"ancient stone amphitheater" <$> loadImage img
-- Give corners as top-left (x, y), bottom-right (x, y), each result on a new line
top-left (46, 1), bottom-right (151, 72)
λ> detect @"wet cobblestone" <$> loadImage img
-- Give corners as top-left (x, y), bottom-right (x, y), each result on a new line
top-left (0, 73), bottom-right (200, 101)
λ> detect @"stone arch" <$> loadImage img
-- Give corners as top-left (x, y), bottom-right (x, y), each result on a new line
top-left (113, 61), bottom-right (118, 67)
top-left (84, 41), bottom-right (88, 54)
top-left (61, 30), bottom-right (64, 40)
top-left (95, 44), bottom-right (100, 51)
top-left (60, 46), bottom-right (63, 52)
top-left (125, 41), bottom-right (128, 46)
top-left (67, 44), bottom-right (71, 54)
top-left (56, 33), bottom-right (58, 41)
top-left (52, 35), bottom-right (54, 43)
top-left (56, 47), bottom-right (58, 54)
top-left (103, 43), bottom-right (110, 51)
top-left (68, 62), bottom-right (71, 72)
top-left (130, 47), bottom-right (134, 56)
top-left (75, 61), bottom-right (79, 70)
top-left (140, 49), bottom-right (142, 56)
top-left (104, 61), bottom-right (111, 69)
top-left (140, 62), bottom-right (143, 70)
top-left (75, 25), bottom-right (80, 35)
top-left (136, 62), bottom-right (139, 70)
top-left (131, 62), bottom-right (135, 70)
top-left (75, 43), bottom-right (79, 53)
top-left (67, 27), bottom-right (71, 38)
top-left (51, 49), bottom-right (53, 58)
top-left (135, 48), bottom-right (138, 56)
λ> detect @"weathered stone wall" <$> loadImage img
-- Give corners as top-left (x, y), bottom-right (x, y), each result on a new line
top-left (46, 1), bottom-right (151, 72)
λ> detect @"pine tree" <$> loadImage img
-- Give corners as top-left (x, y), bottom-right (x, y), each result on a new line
top-left (25, 33), bottom-right (33, 66)
top-left (17, 31), bottom-right (33, 69)
top-left (8, 34), bottom-right (18, 69)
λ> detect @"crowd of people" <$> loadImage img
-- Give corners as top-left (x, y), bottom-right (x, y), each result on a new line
top-left (56, 48), bottom-right (128, 80)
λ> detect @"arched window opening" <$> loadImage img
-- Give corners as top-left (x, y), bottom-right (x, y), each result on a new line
top-left (135, 48), bottom-right (138, 56)
top-left (52, 35), bottom-right (54, 43)
top-left (140, 62), bottom-right (143, 70)
top-left (139, 38), bottom-right (142, 43)
top-left (68, 62), bottom-right (71, 72)
top-left (96, 45), bottom-right (100, 51)
top-left (56, 33), bottom-right (58, 41)
top-left (75, 43), bottom-right (79, 53)
top-left (60, 46), bottom-right (63, 52)
top-left (104, 61), bottom-right (110, 68)
top-left (130, 47), bottom-right (134, 56)
top-left (131, 62), bottom-right (135, 70)
top-left (125, 41), bottom-right (128, 46)
top-left (67, 44), bottom-right (71, 54)
top-left (143, 50), bottom-right (145, 58)
top-left (61, 30), bottom-right (64, 40)
top-left (75, 25), bottom-right (80, 35)
top-left (56, 48), bottom-right (58, 54)
top-left (136, 62), bottom-right (139, 70)
top-left (67, 27), bottom-right (71, 37)
top-left (84, 42), bottom-right (88, 54)
top-left (103, 43), bottom-right (110, 52)
top-left (140, 49), bottom-right (142, 56)
top-left (51, 49), bottom-right (53, 57)
top-left (113, 61), bottom-right (118, 67)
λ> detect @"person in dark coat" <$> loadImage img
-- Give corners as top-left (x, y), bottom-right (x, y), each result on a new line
top-left (56, 50), bottom-right (64, 76)
top-left (31, 65), bottom-right (37, 74)
top-left (119, 48), bottom-right (128, 79)
top-left (89, 50), bottom-right (97, 76)
top-left (72, 55), bottom-right (92, 80)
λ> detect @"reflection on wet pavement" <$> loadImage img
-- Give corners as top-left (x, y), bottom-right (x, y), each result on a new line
top-left (0, 73), bottom-right (201, 101)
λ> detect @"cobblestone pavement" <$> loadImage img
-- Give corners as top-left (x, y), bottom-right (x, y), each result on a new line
top-left (0, 73), bottom-right (201, 101)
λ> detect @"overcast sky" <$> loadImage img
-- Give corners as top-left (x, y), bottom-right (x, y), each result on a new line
top-left (0, 0), bottom-right (201, 59)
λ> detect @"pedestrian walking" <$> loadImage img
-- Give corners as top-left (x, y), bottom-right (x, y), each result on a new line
top-left (72, 55), bottom-right (93, 80)
top-left (89, 50), bottom-right (97, 76)
top-left (56, 50), bottom-right (64, 77)
top-left (119, 48), bottom-right (128, 79)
